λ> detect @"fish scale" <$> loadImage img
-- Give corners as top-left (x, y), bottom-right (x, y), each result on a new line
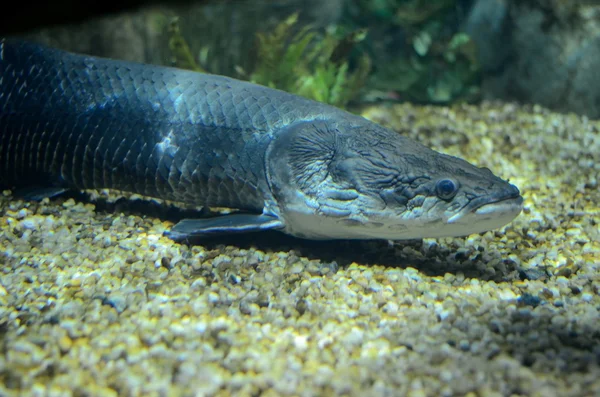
top-left (0, 38), bottom-right (306, 210)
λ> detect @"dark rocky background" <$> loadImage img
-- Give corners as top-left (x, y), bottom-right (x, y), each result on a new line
top-left (2, 0), bottom-right (599, 118)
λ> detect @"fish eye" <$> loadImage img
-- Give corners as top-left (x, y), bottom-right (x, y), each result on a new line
top-left (435, 178), bottom-right (458, 200)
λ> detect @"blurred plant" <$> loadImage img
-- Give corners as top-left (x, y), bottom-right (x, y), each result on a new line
top-left (167, 13), bottom-right (371, 108)
top-left (247, 13), bottom-right (316, 93)
top-left (394, 0), bottom-right (455, 26)
top-left (249, 13), bottom-right (371, 107)
top-left (356, 0), bottom-right (481, 104)
top-left (361, 0), bottom-right (455, 25)
top-left (167, 17), bottom-right (206, 73)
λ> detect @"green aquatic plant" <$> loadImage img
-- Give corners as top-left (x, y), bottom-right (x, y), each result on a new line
top-left (371, 30), bottom-right (480, 103)
top-left (249, 13), bottom-right (371, 108)
top-left (167, 13), bottom-right (371, 108)
top-left (357, 0), bottom-right (481, 103)
top-left (248, 13), bottom-right (317, 93)
top-left (167, 17), bottom-right (205, 73)
top-left (394, 0), bottom-right (455, 26)
top-left (358, 0), bottom-right (454, 25)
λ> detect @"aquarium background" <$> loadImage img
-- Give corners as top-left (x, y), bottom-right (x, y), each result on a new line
top-left (0, 1), bottom-right (599, 396)
top-left (3, 0), bottom-right (599, 118)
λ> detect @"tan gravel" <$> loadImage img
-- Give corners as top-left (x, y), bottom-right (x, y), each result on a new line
top-left (0, 101), bottom-right (599, 397)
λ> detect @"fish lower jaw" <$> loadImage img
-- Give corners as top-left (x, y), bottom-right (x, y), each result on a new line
top-left (445, 197), bottom-right (523, 236)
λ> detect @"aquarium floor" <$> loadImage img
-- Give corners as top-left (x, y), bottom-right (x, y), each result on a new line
top-left (1, 102), bottom-right (599, 396)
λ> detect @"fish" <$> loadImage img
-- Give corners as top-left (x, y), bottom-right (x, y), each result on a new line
top-left (0, 38), bottom-right (523, 241)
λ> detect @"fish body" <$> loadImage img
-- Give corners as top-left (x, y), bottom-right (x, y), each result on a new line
top-left (0, 39), bottom-right (523, 240)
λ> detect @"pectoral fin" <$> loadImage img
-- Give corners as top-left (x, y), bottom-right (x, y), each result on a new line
top-left (164, 213), bottom-right (284, 240)
top-left (14, 186), bottom-right (68, 201)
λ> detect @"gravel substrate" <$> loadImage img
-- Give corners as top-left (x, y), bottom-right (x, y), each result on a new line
top-left (1, 102), bottom-right (599, 396)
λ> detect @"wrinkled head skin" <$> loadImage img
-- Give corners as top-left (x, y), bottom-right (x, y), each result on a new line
top-left (265, 119), bottom-right (523, 240)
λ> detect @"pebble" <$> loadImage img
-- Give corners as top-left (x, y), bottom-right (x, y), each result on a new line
top-left (0, 102), bottom-right (598, 396)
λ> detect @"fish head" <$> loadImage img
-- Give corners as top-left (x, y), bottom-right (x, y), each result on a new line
top-left (266, 119), bottom-right (523, 240)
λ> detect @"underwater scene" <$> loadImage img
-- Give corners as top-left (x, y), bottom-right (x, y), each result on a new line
top-left (0, 0), bottom-right (599, 395)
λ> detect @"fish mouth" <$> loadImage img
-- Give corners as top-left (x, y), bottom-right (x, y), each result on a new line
top-left (447, 195), bottom-right (523, 228)
top-left (473, 196), bottom-right (523, 217)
